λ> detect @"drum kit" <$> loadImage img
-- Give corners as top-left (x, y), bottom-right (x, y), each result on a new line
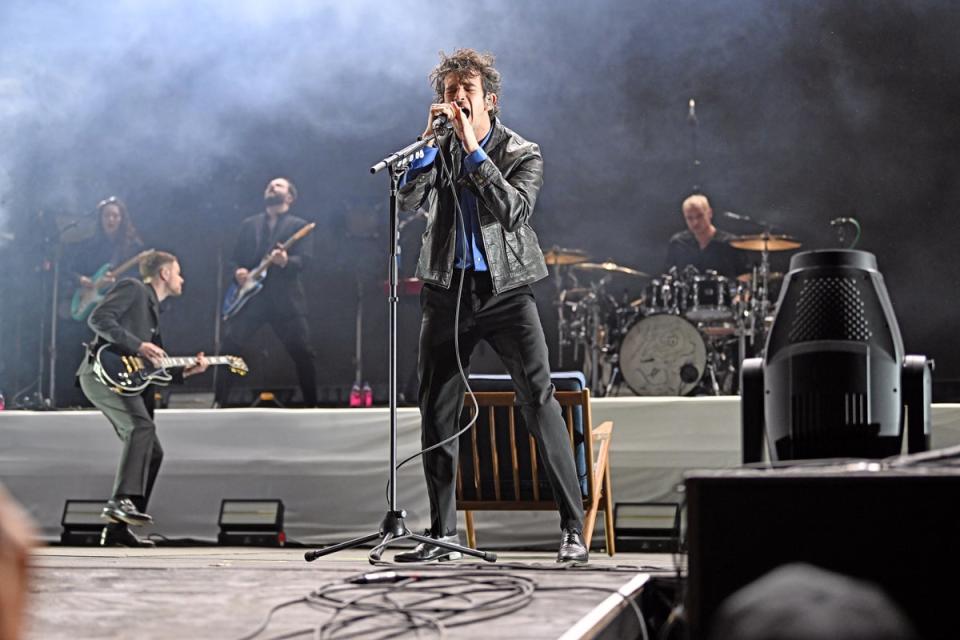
top-left (548, 231), bottom-right (802, 397)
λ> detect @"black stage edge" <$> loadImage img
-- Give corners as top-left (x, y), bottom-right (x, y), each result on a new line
top-left (685, 467), bottom-right (960, 640)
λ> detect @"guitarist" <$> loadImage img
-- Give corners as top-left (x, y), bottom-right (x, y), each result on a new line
top-left (214, 177), bottom-right (318, 408)
top-left (77, 251), bottom-right (210, 547)
top-left (68, 196), bottom-right (144, 294)
top-left (58, 196), bottom-right (145, 406)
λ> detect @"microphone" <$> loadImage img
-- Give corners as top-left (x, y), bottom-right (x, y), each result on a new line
top-left (432, 114), bottom-right (452, 132)
top-left (723, 211), bottom-right (751, 222)
top-left (830, 217), bottom-right (855, 226)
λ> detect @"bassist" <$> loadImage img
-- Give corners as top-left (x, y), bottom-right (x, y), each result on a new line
top-left (214, 177), bottom-right (318, 408)
top-left (77, 251), bottom-right (210, 547)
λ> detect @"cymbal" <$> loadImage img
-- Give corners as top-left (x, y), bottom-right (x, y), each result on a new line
top-left (574, 261), bottom-right (651, 278)
top-left (729, 234), bottom-right (802, 251)
top-left (544, 247), bottom-right (589, 265)
top-left (737, 271), bottom-right (784, 283)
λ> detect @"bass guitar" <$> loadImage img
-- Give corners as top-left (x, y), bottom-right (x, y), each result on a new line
top-left (92, 343), bottom-right (248, 396)
top-left (71, 249), bottom-right (157, 322)
top-left (221, 222), bottom-right (316, 321)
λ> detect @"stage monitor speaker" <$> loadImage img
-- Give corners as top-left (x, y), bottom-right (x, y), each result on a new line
top-left (60, 500), bottom-right (107, 545)
top-left (218, 499), bottom-right (285, 547)
top-left (613, 502), bottom-right (681, 553)
top-left (685, 468), bottom-right (960, 640)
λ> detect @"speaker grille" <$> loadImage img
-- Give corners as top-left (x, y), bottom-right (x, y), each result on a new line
top-left (788, 276), bottom-right (872, 343)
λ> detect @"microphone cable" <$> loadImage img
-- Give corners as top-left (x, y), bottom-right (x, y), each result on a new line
top-left (388, 120), bottom-right (480, 497)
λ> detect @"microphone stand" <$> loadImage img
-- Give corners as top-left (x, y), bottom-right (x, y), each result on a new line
top-left (688, 98), bottom-right (700, 193)
top-left (303, 132), bottom-right (495, 564)
top-left (44, 217), bottom-right (82, 409)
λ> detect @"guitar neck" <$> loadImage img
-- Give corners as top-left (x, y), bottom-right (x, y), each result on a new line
top-left (247, 223), bottom-right (316, 280)
top-left (95, 249), bottom-right (156, 286)
top-left (159, 356), bottom-right (234, 368)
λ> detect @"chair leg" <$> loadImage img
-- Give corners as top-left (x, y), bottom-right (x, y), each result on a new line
top-left (603, 464), bottom-right (615, 556)
top-left (583, 501), bottom-right (598, 550)
top-left (465, 511), bottom-right (476, 549)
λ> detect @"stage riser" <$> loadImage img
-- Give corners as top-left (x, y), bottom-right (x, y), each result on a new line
top-left (4, 399), bottom-right (960, 548)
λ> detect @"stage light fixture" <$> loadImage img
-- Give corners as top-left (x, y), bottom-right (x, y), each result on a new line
top-left (217, 499), bottom-right (286, 547)
top-left (742, 249), bottom-right (932, 463)
top-left (61, 500), bottom-right (108, 545)
top-left (613, 502), bottom-right (681, 552)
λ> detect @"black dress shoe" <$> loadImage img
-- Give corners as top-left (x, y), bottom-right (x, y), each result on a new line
top-left (557, 529), bottom-right (589, 563)
top-left (101, 497), bottom-right (153, 526)
top-left (100, 524), bottom-right (156, 548)
top-left (394, 532), bottom-right (463, 563)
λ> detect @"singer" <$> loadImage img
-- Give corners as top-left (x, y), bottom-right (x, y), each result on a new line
top-left (664, 193), bottom-right (750, 278)
top-left (393, 48), bottom-right (588, 564)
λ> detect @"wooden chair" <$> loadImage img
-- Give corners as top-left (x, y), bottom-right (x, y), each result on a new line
top-left (455, 387), bottom-right (616, 555)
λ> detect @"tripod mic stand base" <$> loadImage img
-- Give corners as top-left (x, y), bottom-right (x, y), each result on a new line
top-left (304, 510), bottom-right (497, 565)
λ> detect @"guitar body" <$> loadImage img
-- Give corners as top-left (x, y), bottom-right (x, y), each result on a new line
top-left (71, 249), bottom-right (157, 323)
top-left (92, 344), bottom-right (248, 395)
top-left (222, 275), bottom-right (266, 321)
top-left (70, 262), bottom-right (113, 322)
top-left (220, 221), bottom-right (315, 322)
top-left (92, 344), bottom-right (173, 396)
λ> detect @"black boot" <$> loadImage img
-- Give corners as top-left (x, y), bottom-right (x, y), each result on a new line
top-left (556, 529), bottom-right (588, 563)
top-left (394, 532), bottom-right (463, 563)
top-left (100, 523), bottom-right (156, 548)
top-left (101, 497), bottom-right (153, 526)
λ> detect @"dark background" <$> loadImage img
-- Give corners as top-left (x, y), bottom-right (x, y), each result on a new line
top-left (1, 0), bottom-right (958, 405)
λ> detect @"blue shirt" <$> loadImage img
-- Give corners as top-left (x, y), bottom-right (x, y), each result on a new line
top-left (404, 129), bottom-right (492, 271)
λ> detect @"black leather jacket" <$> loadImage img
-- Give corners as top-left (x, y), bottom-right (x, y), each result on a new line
top-left (398, 119), bottom-right (549, 295)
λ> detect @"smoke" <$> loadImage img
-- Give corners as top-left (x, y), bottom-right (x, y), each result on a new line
top-left (2, 0), bottom-right (960, 387)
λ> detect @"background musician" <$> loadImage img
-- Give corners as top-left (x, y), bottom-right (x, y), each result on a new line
top-left (664, 193), bottom-right (749, 278)
top-left (57, 196), bottom-right (146, 407)
top-left (214, 177), bottom-right (318, 408)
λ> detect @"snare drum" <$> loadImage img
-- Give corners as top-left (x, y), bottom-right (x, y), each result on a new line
top-left (685, 273), bottom-right (734, 322)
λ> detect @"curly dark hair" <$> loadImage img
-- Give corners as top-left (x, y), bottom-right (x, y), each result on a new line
top-left (430, 48), bottom-right (501, 118)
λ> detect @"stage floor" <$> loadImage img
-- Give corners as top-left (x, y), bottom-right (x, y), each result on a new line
top-left (26, 547), bottom-right (676, 639)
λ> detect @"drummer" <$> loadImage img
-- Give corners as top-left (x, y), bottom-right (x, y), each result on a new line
top-left (664, 194), bottom-right (749, 278)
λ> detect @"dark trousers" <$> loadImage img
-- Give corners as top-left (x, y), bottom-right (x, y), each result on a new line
top-left (79, 371), bottom-right (163, 511)
top-left (214, 304), bottom-right (318, 407)
top-left (418, 271), bottom-right (585, 537)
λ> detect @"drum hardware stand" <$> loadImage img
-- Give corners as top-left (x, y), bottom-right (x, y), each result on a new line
top-left (38, 214), bottom-right (82, 409)
top-left (303, 134), bottom-right (496, 565)
top-left (552, 254), bottom-right (567, 369)
top-left (349, 276), bottom-right (371, 407)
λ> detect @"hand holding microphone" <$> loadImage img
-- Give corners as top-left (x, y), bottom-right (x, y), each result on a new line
top-left (422, 101), bottom-right (477, 150)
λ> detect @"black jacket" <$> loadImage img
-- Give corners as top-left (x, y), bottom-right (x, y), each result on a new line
top-left (664, 229), bottom-right (751, 279)
top-left (398, 119), bottom-right (548, 294)
top-left (76, 278), bottom-right (180, 383)
top-left (230, 212), bottom-right (313, 317)
top-left (86, 278), bottom-right (162, 355)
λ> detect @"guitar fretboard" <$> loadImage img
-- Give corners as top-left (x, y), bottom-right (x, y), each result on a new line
top-left (159, 357), bottom-right (235, 368)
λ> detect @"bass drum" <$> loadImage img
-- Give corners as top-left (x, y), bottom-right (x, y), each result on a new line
top-left (618, 314), bottom-right (707, 396)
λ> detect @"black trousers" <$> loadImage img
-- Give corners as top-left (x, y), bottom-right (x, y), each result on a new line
top-left (418, 271), bottom-right (585, 537)
top-left (215, 302), bottom-right (318, 407)
top-left (79, 371), bottom-right (163, 511)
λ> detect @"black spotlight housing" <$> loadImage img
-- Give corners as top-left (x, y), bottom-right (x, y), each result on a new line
top-left (742, 250), bottom-right (932, 463)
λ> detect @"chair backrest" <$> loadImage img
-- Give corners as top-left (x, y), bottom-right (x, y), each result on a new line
top-left (457, 373), bottom-right (593, 508)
